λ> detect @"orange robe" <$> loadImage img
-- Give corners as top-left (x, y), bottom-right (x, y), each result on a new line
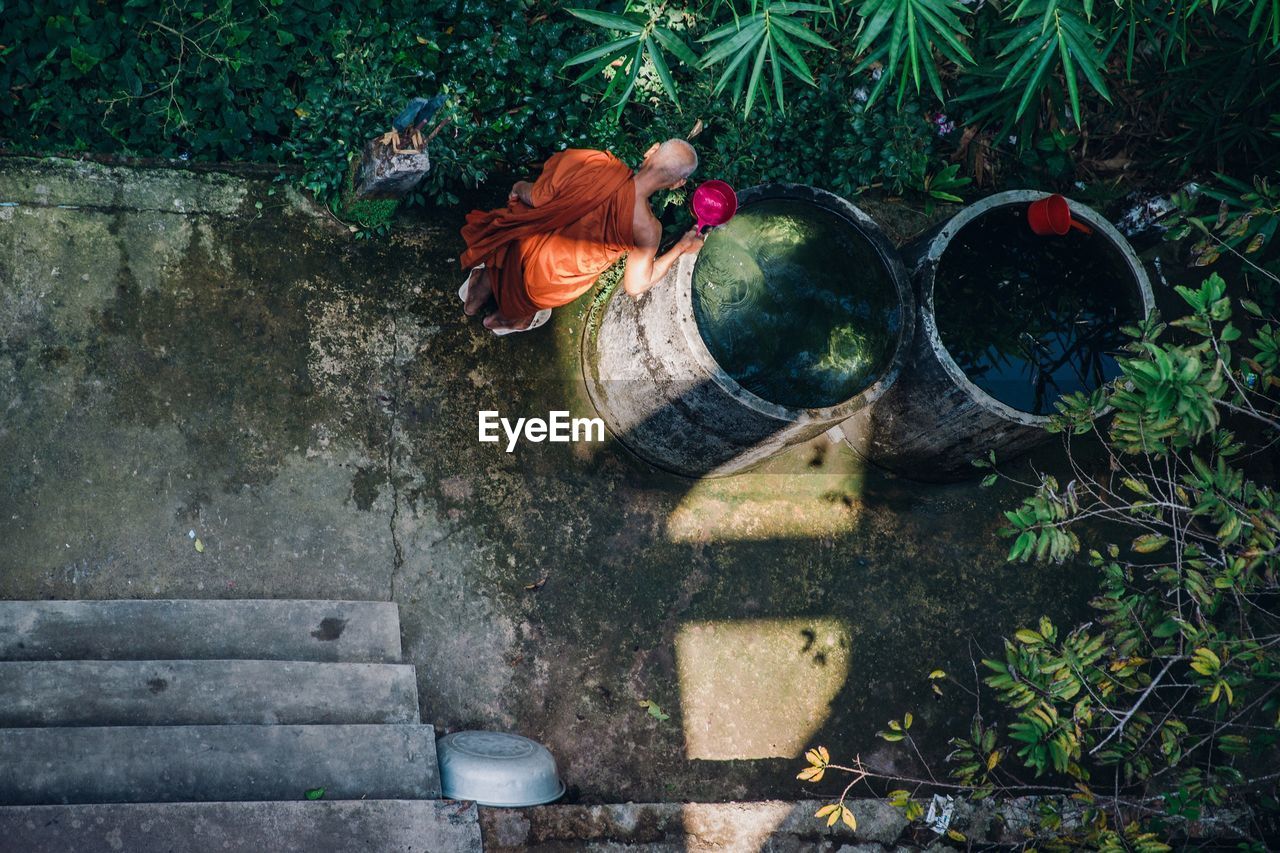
top-left (460, 149), bottom-right (637, 318)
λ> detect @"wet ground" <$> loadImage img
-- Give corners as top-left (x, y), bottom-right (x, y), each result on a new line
top-left (0, 157), bottom-right (1097, 802)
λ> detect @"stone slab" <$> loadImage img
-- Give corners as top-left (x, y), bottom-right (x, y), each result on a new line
top-left (0, 724), bottom-right (441, 804)
top-left (0, 799), bottom-right (481, 852)
top-left (0, 660), bottom-right (419, 726)
top-left (0, 600), bottom-right (403, 663)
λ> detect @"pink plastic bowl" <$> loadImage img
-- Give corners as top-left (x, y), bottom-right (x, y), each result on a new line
top-left (691, 180), bottom-right (738, 232)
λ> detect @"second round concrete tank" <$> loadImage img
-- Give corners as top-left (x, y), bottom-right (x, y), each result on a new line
top-left (584, 184), bottom-right (915, 478)
top-left (841, 190), bottom-right (1155, 481)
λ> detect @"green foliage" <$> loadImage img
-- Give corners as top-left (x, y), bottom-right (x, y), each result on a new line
top-left (683, 69), bottom-right (942, 200)
top-left (637, 698), bottom-right (671, 721)
top-left (696, 1), bottom-right (835, 116)
top-left (562, 6), bottom-right (700, 115)
top-left (996, 0), bottom-right (1111, 127)
top-left (334, 159), bottom-right (400, 239)
top-left (0, 0), bottom-right (445, 204)
top-left (407, 1), bottom-right (621, 202)
top-left (0, 0), bottom-right (953, 212)
top-left (985, 274), bottom-right (1280, 839)
top-left (0, 0), bottom-right (619, 206)
top-left (875, 710), bottom-right (914, 742)
top-left (563, 0), bottom-right (836, 118)
top-left (559, 0), bottom-right (1280, 181)
top-left (4, 0), bottom-right (1277, 220)
top-left (1167, 175), bottom-right (1280, 297)
top-left (907, 157), bottom-right (970, 215)
top-left (850, 0), bottom-right (975, 105)
top-left (806, 272), bottom-right (1280, 848)
top-left (1153, 34), bottom-right (1280, 174)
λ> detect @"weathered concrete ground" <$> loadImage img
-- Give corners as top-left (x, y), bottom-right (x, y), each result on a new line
top-left (0, 157), bottom-right (1094, 802)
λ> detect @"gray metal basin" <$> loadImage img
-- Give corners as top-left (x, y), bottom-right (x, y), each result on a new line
top-left (437, 731), bottom-right (564, 807)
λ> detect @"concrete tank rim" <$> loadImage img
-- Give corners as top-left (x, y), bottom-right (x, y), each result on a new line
top-left (916, 189), bottom-right (1155, 427)
top-left (679, 182), bottom-right (917, 422)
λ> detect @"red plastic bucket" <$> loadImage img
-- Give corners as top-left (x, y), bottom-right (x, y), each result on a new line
top-left (1027, 194), bottom-right (1092, 236)
top-left (691, 180), bottom-right (738, 233)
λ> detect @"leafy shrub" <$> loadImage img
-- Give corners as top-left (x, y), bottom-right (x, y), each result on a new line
top-left (562, 0), bottom-right (1280, 183)
top-left (1165, 174), bottom-right (1280, 318)
top-left (0, 0), bottom-right (445, 202)
top-left (0, 0), bottom-right (951, 213)
top-left (800, 273), bottom-right (1280, 848)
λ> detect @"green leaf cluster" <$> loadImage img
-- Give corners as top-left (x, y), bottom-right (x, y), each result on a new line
top-left (851, 0), bottom-right (975, 105)
top-left (560, 0), bottom-right (1280, 180)
top-left (563, 0), bottom-right (835, 118)
top-left (835, 271), bottom-right (1280, 849)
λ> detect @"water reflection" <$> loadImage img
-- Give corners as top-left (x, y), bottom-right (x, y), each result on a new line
top-left (692, 200), bottom-right (900, 409)
top-left (933, 205), bottom-right (1141, 415)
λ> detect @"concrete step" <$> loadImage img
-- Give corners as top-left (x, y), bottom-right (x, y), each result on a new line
top-left (0, 724), bottom-right (441, 805)
top-left (0, 800), bottom-right (482, 852)
top-left (0, 660), bottom-right (420, 727)
top-left (0, 599), bottom-right (402, 663)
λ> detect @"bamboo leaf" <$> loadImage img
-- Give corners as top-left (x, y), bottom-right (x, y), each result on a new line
top-left (742, 31), bottom-right (768, 115)
top-left (652, 27), bottom-right (700, 67)
top-left (1058, 18), bottom-right (1112, 101)
top-left (646, 36), bottom-right (681, 109)
top-left (563, 35), bottom-right (641, 68)
top-left (855, 0), bottom-right (900, 50)
top-left (711, 34), bottom-right (759, 97)
top-left (1057, 26), bottom-right (1082, 127)
top-left (771, 24), bottom-right (814, 82)
top-left (772, 14), bottom-right (836, 50)
top-left (1014, 40), bottom-right (1058, 120)
top-left (769, 35), bottom-right (786, 111)
top-left (613, 41), bottom-right (645, 116)
top-left (566, 8), bottom-right (644, 34)
top-left (700, 20), bottom-right (765, 68)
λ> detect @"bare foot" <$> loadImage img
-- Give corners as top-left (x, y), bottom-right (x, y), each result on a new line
top-left (483, 311), bottom-right (536, 333)
top-left (463, 268), bottom-right (493, 316)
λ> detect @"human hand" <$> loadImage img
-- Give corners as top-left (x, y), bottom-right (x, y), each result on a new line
top-left (675, 226), bottom-right (705, 255)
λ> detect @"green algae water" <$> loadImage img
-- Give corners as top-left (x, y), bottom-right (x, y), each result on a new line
top-left (691, 199), bottom-right (900, 409)
top-left (933, 205), bottom-right (1142, 416)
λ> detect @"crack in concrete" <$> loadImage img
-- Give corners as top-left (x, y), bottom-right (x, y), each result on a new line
top-left (0, 200), bottom-right (247, 219)
top-left (386, 311), bottom-right (406, 604)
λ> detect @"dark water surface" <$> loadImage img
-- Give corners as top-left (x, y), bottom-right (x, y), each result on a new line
top-left (933, 205), bottom-right (1143, 416)
top-left (691, 199), bottom-right (900, 409)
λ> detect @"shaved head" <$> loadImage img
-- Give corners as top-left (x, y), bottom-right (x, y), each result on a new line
top-left (640, 139), bottom-right (698, 187)
top-left (656, 139), bottom-right (698, 180)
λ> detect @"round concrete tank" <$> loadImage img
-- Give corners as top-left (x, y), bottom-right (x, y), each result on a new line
top-left (584, 184), bottom-right (915, 478)
top-left (841, 190), bottom-right (1155, 482)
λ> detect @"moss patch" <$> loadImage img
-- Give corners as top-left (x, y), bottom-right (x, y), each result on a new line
top-left (333, 158), bottom-right (400, 234)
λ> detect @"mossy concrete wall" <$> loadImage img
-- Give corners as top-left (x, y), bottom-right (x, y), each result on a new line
top-left (0, 157), bottom-right (1094, 802)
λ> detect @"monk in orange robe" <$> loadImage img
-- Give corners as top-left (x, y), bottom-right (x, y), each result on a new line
top-left (459, 140), bottom-right (703, 334)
